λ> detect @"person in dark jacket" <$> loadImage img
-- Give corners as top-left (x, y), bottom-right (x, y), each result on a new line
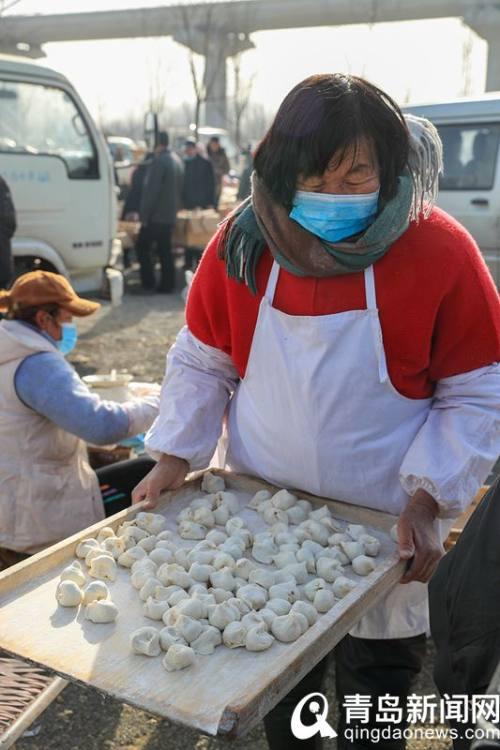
top-left (121, 152), bottom-right (153, 269)
top-left (182, 138), bottom-right (216, 210)
top-left (0, 175), bottom-right (16, 290)
top-left (429, 476), bottom-right (500, 750)
top-left (206, 135), bottom-right (230, 209)
top-left (137, 132), bottom-right (184, 293)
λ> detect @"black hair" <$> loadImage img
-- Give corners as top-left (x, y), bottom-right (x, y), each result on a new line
top-left (253, 73), bottom-right (409, 209)
top-left (158, 131), bottom-right (169, 147)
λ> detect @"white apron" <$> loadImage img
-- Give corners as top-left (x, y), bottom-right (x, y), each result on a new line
top-left (220, 260), bottom-right (449, 639)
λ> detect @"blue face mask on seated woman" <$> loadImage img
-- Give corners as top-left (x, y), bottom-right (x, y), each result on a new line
top-left (289, 188), bottom-right (380, 243)
top-left (56, 322), bottom-right (78, 356)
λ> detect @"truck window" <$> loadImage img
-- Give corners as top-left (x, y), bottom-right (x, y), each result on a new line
top-left (438, 123), bottom-right (500, 191)
top-left (0, 80), bottom-right (98, 179)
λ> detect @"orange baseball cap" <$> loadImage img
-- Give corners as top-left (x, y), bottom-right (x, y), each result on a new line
top-left (0, 271), bottom-right (100, 316)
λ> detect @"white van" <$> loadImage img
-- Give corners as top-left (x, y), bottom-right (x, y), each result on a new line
top-left (404, 95), bottom-right (500, 288)
top-left (0, 56), bottom-right (121, 294)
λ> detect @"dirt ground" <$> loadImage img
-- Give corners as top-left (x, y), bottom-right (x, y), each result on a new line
top-left (13, 265), bottom-right (452, 750)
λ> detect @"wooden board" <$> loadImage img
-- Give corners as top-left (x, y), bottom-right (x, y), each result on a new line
top-left (0, 471), bottom-right (405, 737)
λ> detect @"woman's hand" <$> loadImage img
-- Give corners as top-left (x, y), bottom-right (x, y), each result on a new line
top-left (131, 454), bottom-right (189, 509)
top-left (397, 489), bottom-right (445, 584)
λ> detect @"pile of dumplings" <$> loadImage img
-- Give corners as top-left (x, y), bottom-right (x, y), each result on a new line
top-left (57, 471), bottom-right (386, 674)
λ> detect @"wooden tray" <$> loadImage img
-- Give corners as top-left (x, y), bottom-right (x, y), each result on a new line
top-left (0, 471), bottom-right (405, 737)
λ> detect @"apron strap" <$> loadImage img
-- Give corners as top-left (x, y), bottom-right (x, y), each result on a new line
top-left (265, 260), bottom-right (280, 303)
top-left (364, 265), bottom-right (378, 311)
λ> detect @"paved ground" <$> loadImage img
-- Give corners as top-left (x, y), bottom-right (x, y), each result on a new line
top-left (13, 267), bottom-right (451, 750)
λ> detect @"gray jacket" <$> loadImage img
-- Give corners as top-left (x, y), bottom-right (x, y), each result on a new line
top-left (139, 149), bottom-right (184, 226)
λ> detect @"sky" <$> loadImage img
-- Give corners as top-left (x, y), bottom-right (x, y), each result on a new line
top-left (2, 1), bottom-right (488, 131)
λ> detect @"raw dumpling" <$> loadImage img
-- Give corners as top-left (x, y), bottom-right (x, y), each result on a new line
top-left (201, 471), bottom-right (225, 494)
top-left (75, 538), bottom-right (100, 559)
top-left (175, 598), bottom-right (205, 620)
top-left (149, 548), bottom-right (175, 566)
top-left (143, 597), bottom-right (170, 621)
top-left (259, 608), bottom-right (278, 629)
top-left (265, 598), bottom-right (291, 616)
top-left (237, 584), bottom-right (268, 610)
top-left (193, 507), bottom-right (215, 528)
top-left (359, 534), bottom-right (381, 557)
top-left (248, 490), bottom-right (272, 509)
top-left (281, 562), bottom-right (308, 584)
top-left (139, 577), bottom-right (162, 601)
top-left (269, 583), bottom-right (299, 604)
top-left (117, 546), bottom-right (147, 568)
top-left (316, 557), bottom-right (343, 583)
top-left (82, 580), bottom-right (109, 605)
top-left (89, 555), bottom-right (117, 582)
top-left (175, 614), bottom-right (204, 643)
top-left (208, 601), bottom-right (240, 630)
top-left (296, 548), bottom-right (316, 574)
top-left (210, 568), bottom-right (236, 592)
top-left (271, 613), bottom-right (304, 643)
top-left (56, 580), bottom-right (82, 607)
top-left (271, 489), bottom-right (297, 510)
top-left (159, 626), bottom-right (187, 651)
top-left (346, 524), bottom-right (366, 540)
top-left (178, 521), bottom-right (207, 541)
top-left (162, 644), bottom-right (195, 671)
top-left (190, 625), bottom-right (221, 655)
top-left (248, 568), bottom-right (276, 590)
top-left (135, 511), bottom-right (167, 535)
top-left (263, 507), bottom-right (289, 525)
top-left (303, 578), bottom-right (329, 602)
top-left (130, 626), bottom-right (161, 656)
top-left (60, 561), bottom-right (86, 588)
top-left (246, 623), bottom-right (274, 652)
top-left (212, 552), bottom-right (236, 571)
top-left (102, 536), bottom-right (127, 559)
top-left (313, 589), bottom-right (335, 613)
top-left (189, 563), bottom-right (214, 583)
top-left (291, 600), bottom-right (318, 626)
top-left (332, 576), bottom-right (358, 599)
top-left (252, 540), bottom-right (278, 565)
top-left (85, 547), bottom-right (114, 567)
top-left (339, 541), bottom-right (364, 562)
top-left (205, 529), bottom-right (228, 546)
top-left (286, 505), bottom-right (308, 525)
top-left (352, 555), bottom-right (376, 576)
top-left (209, 587), bottom-right (233, 604)
top-left (85, 600), bottom-right (118, 623)
top-left (234, 558), bottom-right (256, 581)
top-left (222, 620), bottom-right (247, 648)
top-left (214, 491), bottom-right (240, 515)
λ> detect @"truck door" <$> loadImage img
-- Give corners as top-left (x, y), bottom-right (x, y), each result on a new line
top-left (436, 122), bottom-right (500, 288)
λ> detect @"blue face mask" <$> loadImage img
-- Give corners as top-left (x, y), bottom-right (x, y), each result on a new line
top-left (289, 189), bottom-right (380, 243)
top-left (56, 322), bottom-right (78, 356)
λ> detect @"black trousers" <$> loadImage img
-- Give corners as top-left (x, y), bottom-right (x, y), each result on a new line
top-left (263, 633), bottom-right (427, 750)
top-left (96, 456), bottom-right (155, 516)
top-left (136, 223), bottom-right (174, 291)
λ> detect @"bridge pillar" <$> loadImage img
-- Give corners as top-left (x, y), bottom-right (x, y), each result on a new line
top-left (466, 7), bottom-right (500, 91)
top-left (173, 29), bottom-right (254, 129)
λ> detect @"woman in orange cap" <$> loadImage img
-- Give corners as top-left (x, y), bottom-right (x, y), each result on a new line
top-left (0, 271), bottom-right (159, 568)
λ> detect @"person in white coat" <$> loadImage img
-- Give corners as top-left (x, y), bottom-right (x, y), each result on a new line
top-left (132, 74), bottom-right (500, 749)
top-left (0, 271), bottom-right (159, 568)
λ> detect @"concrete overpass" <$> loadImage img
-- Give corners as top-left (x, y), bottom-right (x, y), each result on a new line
top-left (1, 0), bottom-right (500, 126)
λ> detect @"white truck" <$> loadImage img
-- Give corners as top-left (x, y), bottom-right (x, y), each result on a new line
top-left (0, 55), bottom-right (122, 295)
top-left (404, 94), bottom-right (500, 288)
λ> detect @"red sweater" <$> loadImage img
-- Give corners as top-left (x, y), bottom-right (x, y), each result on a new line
top-left (186, 207), bottom-right (500, 399)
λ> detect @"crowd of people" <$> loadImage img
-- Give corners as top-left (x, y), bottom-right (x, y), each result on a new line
top-left (0, 72), bottom-right (499, 749)
top-left (121, 132), bottom-right (233, 291)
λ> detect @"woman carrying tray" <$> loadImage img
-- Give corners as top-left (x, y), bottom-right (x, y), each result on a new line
top-left (133, 74), bottom-right (500, 749)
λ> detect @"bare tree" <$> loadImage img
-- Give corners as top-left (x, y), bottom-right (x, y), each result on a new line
top-left (174, 4), bottom-right (228, 135)
top-left (0, 0), bottom-right (23, 14)
top-left (146, 41), bottom-right (172, 121)
top-left (230, 50), bottom-right (255, 148)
